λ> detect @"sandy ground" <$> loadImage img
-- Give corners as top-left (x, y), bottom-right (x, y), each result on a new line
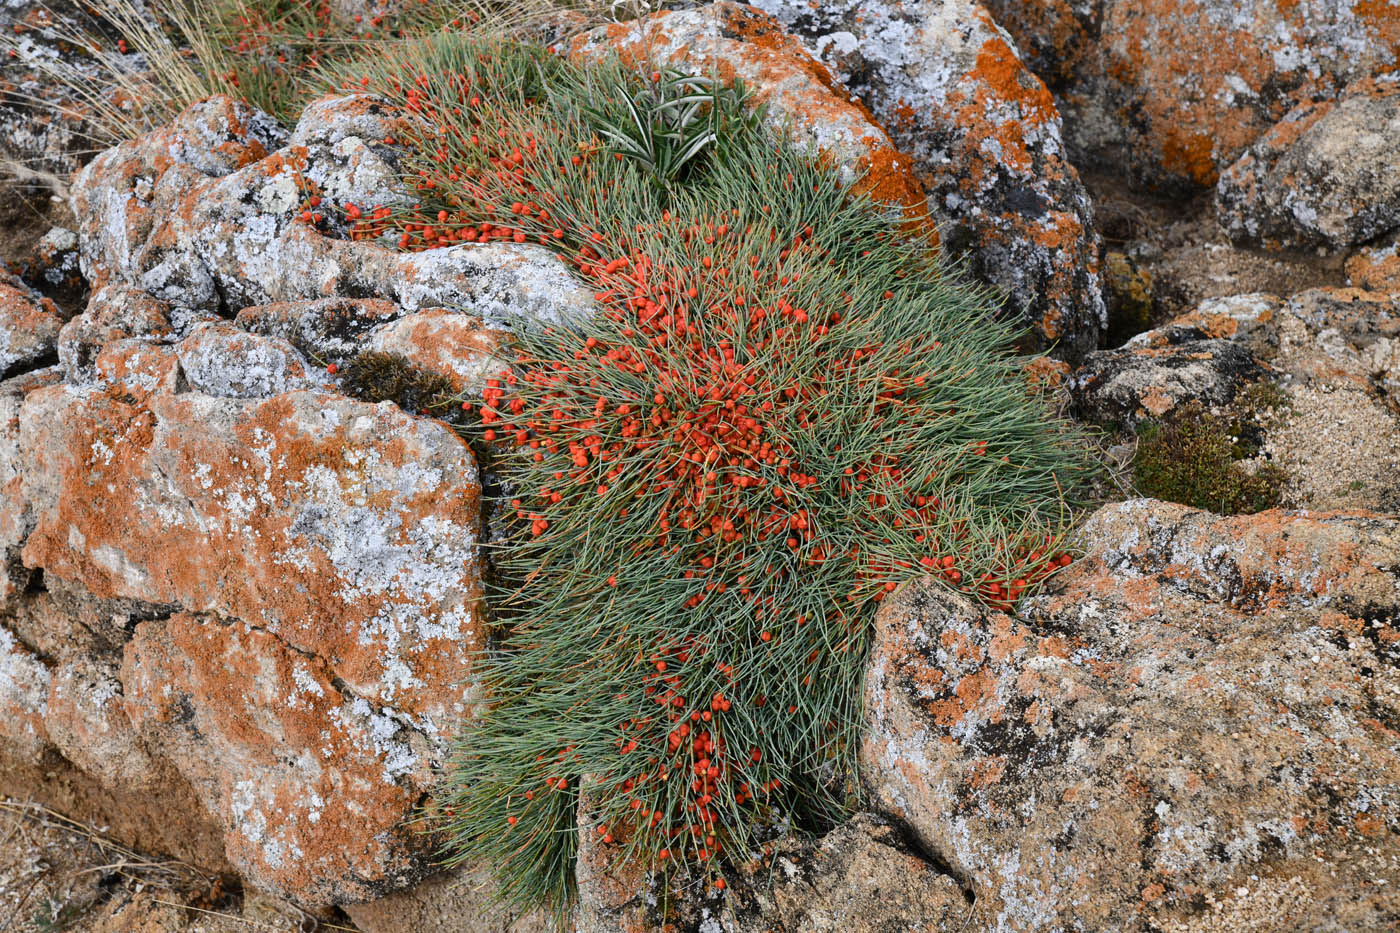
top-left (0, 798), bottom-right (355, 933)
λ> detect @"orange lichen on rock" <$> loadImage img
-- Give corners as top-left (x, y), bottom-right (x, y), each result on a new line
top-left (570, 3), bottom-right (928, 220)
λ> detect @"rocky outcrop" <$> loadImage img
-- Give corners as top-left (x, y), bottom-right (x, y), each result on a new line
top-left (985, 0), bottom-right (1400, 193)
top-left (0, 273), bottom-right (64, 379)
top-left (863, 499), bottom-right (1400, 931)
top-left (0, 87), bottom-right (565, 910)
top-left (569, 3), bottom-right (927, 220)
top-left (750, 0), bottom-right (1105, 361)
top-left (71, 94), bottom-right (594, 327)
top-left (0, 309), bottom-right (486, 906)
top-left (1216, 76), bottom-right (1400, 251)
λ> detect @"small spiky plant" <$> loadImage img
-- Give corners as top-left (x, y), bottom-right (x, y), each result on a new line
top-left (325, 34), bottom-right (1089, 923)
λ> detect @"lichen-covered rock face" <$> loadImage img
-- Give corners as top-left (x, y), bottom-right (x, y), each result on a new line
top-left (989, 0), bottom-right (1400, 193)
top-left (574, 795), bottom-right (970, 933)
top-left (365, 309), bottom-right (506, 396)
top-left (0, 273), bottom-right (64, 379)
top-left (750, 0), bottom-right (1105, 362)
top-left (1348, 229), bottom-right (1400, 293)
top-left (569, 2), bottom-right (928, 223)
top-left (1216, 76), bottom-right (1400, 251)
top-left (863, 499), bottom-right (1400, 931)
top-left (20, 348), bottom-right (484, 732)
top-left (121, 613), bottom-right (436, 905)
top-left (71, 94), bottom-right (594, 327)
top-left (0, 323), bottom-right (486, 907)
top-left (1069, 293), bottom-right (1274, 425)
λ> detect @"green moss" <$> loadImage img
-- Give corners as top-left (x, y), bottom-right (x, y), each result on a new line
top-left (1132, 398), bottom-right (1287, 515)
top-left (338, 351), bottom-right (456, 415)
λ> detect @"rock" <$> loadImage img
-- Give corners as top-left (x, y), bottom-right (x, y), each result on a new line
top-left (56, 284), bottom-right (190, 382)
top-left (0, 0), bottom-right (133, 176)
top-left (365, 309), bottom-right (506, 395)
top-left (750, 814), bottom-right (970, 932)
top-left (994, 0), bottom-right (1400, 192)
top-left (751, 0), bottom-right (1105, 361)
top-left (18, 356), bottom-right (485, 733)
top-left (43, 655), bottom-right (159, 790)
top-left (235, 297), bottom-right (408, 365)
top-left (569, 3), bottom-right (927, 221)
top-left (121, 613), bottom-right (435, 906)
top-left (1069, 293), bottom-right (1274, 424)
top-left (175, 322), bottom-right (325, 398)
top-left (71, 95), bottom-right (594, 327)
top-left (1347, 230), bottom-right (1400, 294)
top-left (1216, 76), bottom-right (1400, 251)
top-left (0, 622), bottom-right (49, 764)
top-left (32, 225), bottom-right (84, 300)
top-left (0, 273), bottom-right (63, 379)
top-left (0, 366), bottom-right (61, 606)
top-left (0, 317), bottom-right (488, 906)
top-left (979, 0), bottom-right (1098, 86)
top-left (1259, 287), bottom-right (1400, 512)
top-left (346, 865), bottom-right (551, 933)
top-left (862, 499), bottom-right (1400, 932)
top-left (574, 800), bottom-right (969, 932)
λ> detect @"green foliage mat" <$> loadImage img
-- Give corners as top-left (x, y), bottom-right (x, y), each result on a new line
top-left (322, 34), bottom-right (1091, 922)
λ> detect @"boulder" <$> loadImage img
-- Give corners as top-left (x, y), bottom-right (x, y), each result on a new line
top-left (1216, 76), bottom-right (1400, 251)
top-left (0, 313), bottom-right (487, 907)
top-left (751, 0), bottom-right (1105, 361)
top-left (19, 349), bottom-right (484, 731)
top-left (121, 613), bottom-right (435, 905)
top-left (987, 0), bottom-right (1400, 192)
top-left (1069, 294), bottom-right (1274, 425)
top-left (569, 3), bottom-right (927, 219)
top-left (0, 273), bottom-right (64, 379)
top-left (71, 95), bottom-right (594, 327)
top-left (862, 499), bottom-right (1400, 931)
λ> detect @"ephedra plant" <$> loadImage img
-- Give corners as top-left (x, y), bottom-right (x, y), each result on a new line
top-left (324, 34), bottom-right (1090, 922)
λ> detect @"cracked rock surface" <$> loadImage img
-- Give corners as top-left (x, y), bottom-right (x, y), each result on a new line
top-left (863, 499), bottom-right (1400, 932)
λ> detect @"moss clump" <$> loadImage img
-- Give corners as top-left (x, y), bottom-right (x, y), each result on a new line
top-left (338, 351), bottom-right (455, 415)
top-left (1132, 397), bottom-right (1287, 514)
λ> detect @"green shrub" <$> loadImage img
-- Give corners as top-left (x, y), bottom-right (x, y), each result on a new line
top-left (325, 35), bottom-right (1091, 921)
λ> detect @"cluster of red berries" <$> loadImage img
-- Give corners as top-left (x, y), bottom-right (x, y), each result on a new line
top-left (349, 45), bottom-right (1082, 898)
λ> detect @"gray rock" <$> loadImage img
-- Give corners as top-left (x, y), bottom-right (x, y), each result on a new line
top-left (175, 322), bottom-right (324, 399)
top-left (71, 95), bottom-right (594, 328)
top-left (0, 273), bottom-right (63, 379)
top-left (1068, 294), bottom-right (1275, 425)
top-left (862, 499), bottom-right (1400, 932)
top-left (750, 0), bottom-right (1106, 362)
top-left (1217, 76), bottom-right (1400, 251)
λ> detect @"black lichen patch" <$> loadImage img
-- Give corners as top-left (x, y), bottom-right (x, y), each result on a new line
top-left (338, 350), bottom-right (457, 418)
